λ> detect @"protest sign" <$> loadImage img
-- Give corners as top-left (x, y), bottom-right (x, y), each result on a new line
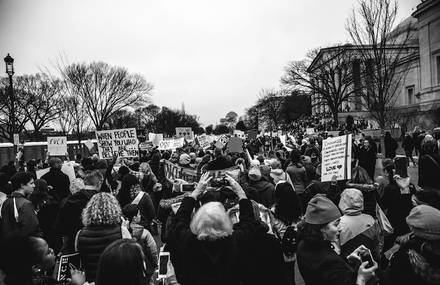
top-left (61, 162), bottom-right (76, 183)
top-left (139, 141), bottom-right (154, 151)
top-left (176, 127), bottom-right (193, 140)
top-left (233, 130), bottom-right (246, 139)
top-left (227, 137), bottom-right (243, 153)
top-left (148, 133), bottom-right (164, 146)
top-left (306, 128), bottom-right (315, 135)
top-left (215, 134), bottom-right (229, 149)
top-left (96, 128), bottom-right (139, 159)
top-left (158, 139), bottom-right (174, 150)
top-left (205, 166), bottom-right (241, 182)
top-left (321, 134), bottom-right (352, 182)
top-left (163, 160), bottom-right (200, 183)
top-left (197, 134), bottom-right (211, 149)
top-left (173, 137), bottom-right (185, 149)
top-left (47, 137), bottom-right (67, 156)
top-left (56, 253), bottom-right (81, 282)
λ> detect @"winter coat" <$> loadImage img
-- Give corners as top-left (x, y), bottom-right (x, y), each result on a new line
top-left (247, 178), bottom-right (276, 209)
top-left (0, 192), bottom-right (41, 238)
top-left (380, 178), bottom-right (416, 236)
top-left (41, 168), bottom-right (70, 201)
top-left (171, 197), bottom-right (258, 285)
top-left (205, 156), bottom-right (235, 171)
top-left (384, 136), bottom-right (398, 159)
top-left (55, 188), bottom-right (98, 253)
top-left (418, 153), bottom-right (440, 189)
top-left (77, 225), bottom-right (122, 282)
top-left (297, 240), bottom-right (358, 285)
top-left (357, 146), bottom-right (377, 181)
top-left (388, 237), bottom-right (440, 285)
top-left (286, 164), bottom-right (308, 194)
top-left (402, 136), bottom-right (415, 153)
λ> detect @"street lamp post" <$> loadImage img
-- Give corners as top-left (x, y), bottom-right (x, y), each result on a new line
top-left (4, 53), bottom-right (17, 158)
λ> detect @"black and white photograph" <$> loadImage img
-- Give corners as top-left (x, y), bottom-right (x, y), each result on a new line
top-left (0, 0), bottom-right (439, 284)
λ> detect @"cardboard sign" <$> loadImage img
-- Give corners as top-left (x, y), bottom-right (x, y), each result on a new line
top-left (47, 137), bottom-right (67, 156)
top-left (148, 133), bottom-right (164, 146)
top-left (163, 160), bottom-right (200, 183)
top-left (227, 137), bottom-right (243, 153)
top-left (95, 128), bottom-right (139, 159)
top-left (56, 253), bottom-right (81, 282)
top-left (158, 140), bottom-right (174, 150)
top-left (321, 134), bottom-right (352, 182)
top-left (139, 141), bottom-right (154, 151)
top-left (233, 130), bottom-right (246, 139)
top-left (173, 137), bottom-right (185, 149)
top-left (197, 134), bottom-right (211, 149)
top-left (215, 134), bottom-right (229, 149)
top-left (306, 128), bottom-right (315, 135)
top-left (206, 166), bottom-right (241, 182)
top-left (13, 134), bottom-right (19, 146)
top-left (176, 127), bottom-right (193, 140)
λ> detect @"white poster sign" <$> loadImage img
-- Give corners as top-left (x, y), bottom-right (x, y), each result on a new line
top-left (47, 137), bottom-right (67, 156)
top-left (197, 134), bottom-right (211, 149)
top-left (173, 137), bottom-right (185, 149)
top-left (148, 133), bottom-right (164, 146)
top-left (175, 127), bottom-right (193, 140)
top-left (215, 134), bottom-right (229, 149)
top-left (158, 139), bottom-right (174, 150)
top-left (321, 134), bottom-right (352, 182)
top-left (95, 128), bottom-right (139, 159)
top-left (306, 128), bottom-right (315, 135)
top-left (233, 130), bottom-right (246, 139)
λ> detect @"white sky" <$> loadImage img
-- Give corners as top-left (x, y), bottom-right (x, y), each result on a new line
top-left (0, 0), bottom-right (420, 126)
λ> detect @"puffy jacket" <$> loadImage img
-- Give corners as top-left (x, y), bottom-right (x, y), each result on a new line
top-left (77, 225), bottom-right (122, 282)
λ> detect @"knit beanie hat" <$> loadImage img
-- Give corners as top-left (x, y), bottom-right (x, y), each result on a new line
top-left (338, 188), bottom-right (364, 215)
top-left (179, 153), bottom-right (191, 165)
top-left (406, 205), bottom-right (440, 240)
top-left (248, 166), bottom-right (262, 182)
top-left (305, 194), bottom-right (341, 225)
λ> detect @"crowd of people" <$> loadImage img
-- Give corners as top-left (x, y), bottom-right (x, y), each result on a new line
top-left (0, 124), bottom-right (439, 285)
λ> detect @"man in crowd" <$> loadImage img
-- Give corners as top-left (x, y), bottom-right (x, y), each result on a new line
top-left (41, 157), bottom-right (70, 201)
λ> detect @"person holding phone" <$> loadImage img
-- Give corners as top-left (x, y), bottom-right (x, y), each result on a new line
top-left (296, 194), bottom-right (377, 285)
top-left (171, 173), bottom-right (258, 285)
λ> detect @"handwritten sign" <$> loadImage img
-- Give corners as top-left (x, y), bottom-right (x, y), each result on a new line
top-left (176, 127), bottom-right (193, 140)
top-left (173, 137), bottom-right (185, 149)
top-left (197, 134), bottom-right (211, 149)
top-left (164, 160), bottom-right (200, 183)
top-left (321, 134), bottom-right (352, 182)
top-left (215, 134), bottom-right (229, 149)
top-left (306, 128), bottom-right (315, 135)
top-left (95, 128), bottom-right (139, 159)
top-left (47, 137), bottom-right (67, 156)
top-left (148, 133), bottom-right (164, 146)
top-left (233, 130), bottom-right (246, 139)
top-left (158, 139), bottom-right (174, 150)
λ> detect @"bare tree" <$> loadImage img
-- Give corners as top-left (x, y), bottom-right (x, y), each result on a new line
top-left (0, 77), bottom-right (29, 141)
top-left (256, 89), bottom-right (285, 131)
top-left (281, 46), bottom-right (357, 124)
top-left (16, 73), bottom-right (63, 140)
top-left (60, 62), bottom-right (153, 130)
top-left (346, 0), bottom-right (418, 128)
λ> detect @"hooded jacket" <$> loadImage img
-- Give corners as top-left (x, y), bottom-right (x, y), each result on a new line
top-left (41, 168), bottom-right (70, 201)
top-left (55, 188), bottom-right (98, 253)
top-left (247, 177), bottom-right (276, 209)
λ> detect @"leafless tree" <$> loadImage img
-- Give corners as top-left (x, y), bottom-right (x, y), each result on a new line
top-left (281, 46), bottom-right (357, 124)
top-left (60, 61), bottom-right (153, 130)
top-left (16, 73), bottom-right (63, 140)
top-left (256, 89), bottom-right (285, 131)
top-left (346, 0), bottom-right (418, 129)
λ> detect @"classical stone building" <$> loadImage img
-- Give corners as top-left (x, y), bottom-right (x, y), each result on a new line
top-left (310, 0), bottom-right (440, 130)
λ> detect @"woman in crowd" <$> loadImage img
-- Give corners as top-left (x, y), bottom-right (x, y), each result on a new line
top-left (271, 181), bottom-right (303, 285)
top-left (388, 205), bottom-right (440, 285)
top-left (117, 173), bottom-right (155, 230)
top-left (0, 235), bottom-right (56, 285)
top-left (296, 194), bottom-right (377, 285)
top-left (171, 173), bottom-right (258, 285)
top-left (286, 149), bottom-right (308, 197)
top-left (338, 188), bottom-right (381, 261)
top-left (76, 192), bottom-right (129, 282)
top-left (418, 135), bottom-right (440, 189)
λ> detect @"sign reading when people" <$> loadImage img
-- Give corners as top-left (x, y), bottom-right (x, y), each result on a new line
top-left (47, 136), bottom-right (67, 156)
top-left (321, 134), bottom-right (352, 182)
top-left (96, 128), bottom-right (139, 159)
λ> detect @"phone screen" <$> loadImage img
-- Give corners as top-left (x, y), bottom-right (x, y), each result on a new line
top-left (361, 251), bottom-right (374, 268)
top-left (181, 184), bottom-right (196, 192)
top-left (159, 254), bottom-right (169, 275)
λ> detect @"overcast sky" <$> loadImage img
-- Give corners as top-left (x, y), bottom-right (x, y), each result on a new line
top-left (0, 0), bottom-right (420, 127)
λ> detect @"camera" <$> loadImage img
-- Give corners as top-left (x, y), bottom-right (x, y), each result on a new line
top-left (210, 177), bottom-right (229, 187)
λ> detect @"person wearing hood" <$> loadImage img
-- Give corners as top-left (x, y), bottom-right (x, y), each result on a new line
top-left (338, 189), bottom-right (381, 261)
top-left (246, 165), bottom-right (275, 209)
top-left (269, 159), bottom-right (294, 189)
top-left (388, 205), bottom-right (440, 285)
top-left (418, 135), bottom-right (440, 189)
top-left (380, 157), bottom-right (416, 247)
top-left (55, 170), bottom-right (103, 254)
top-left (296, 195), bottom-right (378, 285)
top-left (41, 157), bottom-right (70, 201)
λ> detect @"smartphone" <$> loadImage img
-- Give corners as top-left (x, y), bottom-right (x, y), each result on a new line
top-left (180, 183), bottom-right (196, 192)
top-left (360, 249), bottom-right (375, 268)
top-left (158, 252), bottom-right (170, 278)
